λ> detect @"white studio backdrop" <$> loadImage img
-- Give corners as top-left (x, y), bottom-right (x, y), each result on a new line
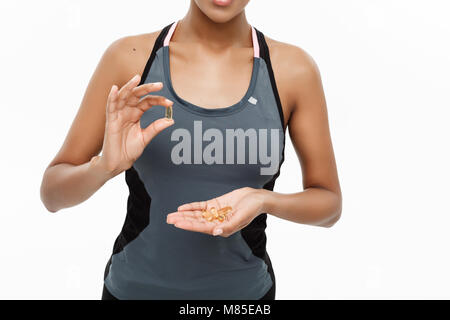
top-left (0, 0), bottom-right (449, 299)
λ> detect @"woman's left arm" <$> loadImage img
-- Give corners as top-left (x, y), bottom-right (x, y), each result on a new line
top-left (167, 44), bottom-right (342, 236)
top-left (260, 44), bottom-right (342, 228)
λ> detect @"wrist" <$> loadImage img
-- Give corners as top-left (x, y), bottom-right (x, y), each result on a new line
top-left (89, 155), bottom-right (117, 182)
top-left (256, 188), bottom-right (274, 214)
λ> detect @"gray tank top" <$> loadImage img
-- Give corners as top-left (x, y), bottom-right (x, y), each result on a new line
top-left (103, 21), bottom-right (286, 299)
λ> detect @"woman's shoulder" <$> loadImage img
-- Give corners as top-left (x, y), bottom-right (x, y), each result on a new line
top-left (100, 29), bottom-right (164, 85)
top-left (264, 35), bottom-right (321, 86)
top-left (263, 35), bottom-right (323, 116)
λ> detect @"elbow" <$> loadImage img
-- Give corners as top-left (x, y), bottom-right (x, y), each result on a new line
top-left (44, 203), bottom-right (59, 213)
top-left (40, 174), bottom-right (59, 213)
top-left (322, 210), bottom-right (341, 228)
top-left (40, 186), bottom-right (58, 213)
top-left (45, 206), bottom-right (58, 213)
top-left (321, 193), bottom-right (342, 228)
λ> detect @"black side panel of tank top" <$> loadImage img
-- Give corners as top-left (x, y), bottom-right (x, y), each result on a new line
top-left (111, 167), bottom-right (150, 256)
top-left (241, 29), bottom-right (286, 263)
top-left (104, 23), bottom-right (175, 281)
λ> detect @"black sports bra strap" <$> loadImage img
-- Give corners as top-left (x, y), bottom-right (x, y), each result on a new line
top-left (254, 28), bottom-right (285, 132)
top-left (138, 22), bottom-right (175, 86)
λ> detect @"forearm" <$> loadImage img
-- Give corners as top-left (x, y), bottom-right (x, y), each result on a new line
top-left (40, 156), bottom-right (115, 213)
top-left (259, 187), bottom-right (342, 228)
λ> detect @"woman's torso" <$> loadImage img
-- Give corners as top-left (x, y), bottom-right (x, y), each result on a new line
top-left (103, 21), bottom-right (289, 299)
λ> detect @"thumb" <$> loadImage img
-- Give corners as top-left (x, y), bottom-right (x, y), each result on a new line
top-left (142, 117), bottom-right (174, 145)
top-left (212, 220), bottom-right (235, 237)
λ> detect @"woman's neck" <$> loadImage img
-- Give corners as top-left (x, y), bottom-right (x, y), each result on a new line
top-left (176, 2), bottom-right (251, 50)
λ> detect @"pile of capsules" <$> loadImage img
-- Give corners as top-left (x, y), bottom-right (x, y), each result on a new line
top-left (201, 206), bottom-right (232, 222)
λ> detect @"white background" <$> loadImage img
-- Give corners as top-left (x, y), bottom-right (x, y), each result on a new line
top-left (1, 0), bottom-right (449, 299)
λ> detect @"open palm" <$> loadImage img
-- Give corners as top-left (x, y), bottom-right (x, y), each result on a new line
top-left (166, 187), bottom-right (266, 237)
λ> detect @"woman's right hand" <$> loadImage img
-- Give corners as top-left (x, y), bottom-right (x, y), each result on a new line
top-left (95, 74), bottom-right (174, 178)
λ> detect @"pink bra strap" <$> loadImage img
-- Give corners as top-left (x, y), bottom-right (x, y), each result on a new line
top-left (251, 26), bottom-right (260, 58)
top-left (163, 21), bottom-right (179, 47)
top-left (163, 20), bottom-right (260, 58)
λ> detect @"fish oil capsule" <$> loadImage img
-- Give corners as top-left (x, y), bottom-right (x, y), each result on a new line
top-left (203, 211), bottom-right (215, 221)
top-left (210, 207), bottom-right (219, 219)
top-left (200, 206), bottom-right (233, 223)
top-left (218, 206), bottom-right (232, 215)
top-left (165, 105), bottom-right (172, 119)
top-left (201, 209), bottom-right (210, 219)
top-left (209, 207), bottom-right (217, 219)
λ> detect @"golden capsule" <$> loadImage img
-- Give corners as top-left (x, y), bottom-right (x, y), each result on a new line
top-left (165, 105), bottom-right (172, 119)
top-left (218, 206), bottom-right (232, 215)
top-left (201, 210), bottom-right (210, 218)
top-left (198, 206), bottom-right (233, 222)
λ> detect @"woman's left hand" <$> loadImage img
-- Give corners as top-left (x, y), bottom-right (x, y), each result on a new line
top-left (166, 187), bottom-right (266, 237)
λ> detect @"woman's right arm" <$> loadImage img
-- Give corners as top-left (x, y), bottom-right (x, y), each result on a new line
top-left (40, 34), bottom-right (174, 212)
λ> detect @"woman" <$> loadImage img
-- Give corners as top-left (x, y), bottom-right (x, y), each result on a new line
top-left (40, 0), bottom-right (342, 300)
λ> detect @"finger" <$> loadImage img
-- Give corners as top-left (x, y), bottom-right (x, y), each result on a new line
top-left (184, 216), bottom-right (221, 227)
top-left (177, 201), bottom-right (207, 212)
top-left (166, 210), bottom-right (205, 224)
top-left (135, 95), bottom-right (173, 113)
top-left (117, 74), bottom-right (141, 110)
top-left (173, 218), bottom-right (216, 235)
top-left (132, 82), bottom-right (163, 97)
top-left (211, 210), bottom-right (241, 237)
top-left (168, 214), bottom-right (214, 226)
top-left (171, 215), bottom-right (205, 224)
top-left (106, 84), bottom-right (119, 115)
top-left (212, 220), bottom-right (236, 237)
top-left (141, 117), bottom-right (174, 146)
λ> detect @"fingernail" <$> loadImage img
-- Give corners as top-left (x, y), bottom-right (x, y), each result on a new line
top-left (133, 74), bottom-right (140, 80)
top-left (155, 82), bottom-right (163, 86)
top-left (213, 229), bottom-right (223, 236)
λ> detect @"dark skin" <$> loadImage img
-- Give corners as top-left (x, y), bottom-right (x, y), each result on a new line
top-left (40, 0), bottom-right (342, 237)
